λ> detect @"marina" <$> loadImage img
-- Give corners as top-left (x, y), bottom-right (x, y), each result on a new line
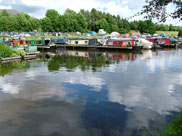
top-left (1, 2), bottom-right (182, 135)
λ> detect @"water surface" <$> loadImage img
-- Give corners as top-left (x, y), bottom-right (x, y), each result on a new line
top-left (0, 49), bottom-right (182, 136)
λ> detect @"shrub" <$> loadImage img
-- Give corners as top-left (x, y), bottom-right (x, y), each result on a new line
top-left (0, 43), bottom-right (14, 58)
top-left (178, 30), bottom-right (182, 37)
top-left (16, 50), bottom-right (26, 57)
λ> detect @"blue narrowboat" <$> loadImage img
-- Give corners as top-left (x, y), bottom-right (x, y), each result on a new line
top-left (53, 38), bottom-right (68, 44)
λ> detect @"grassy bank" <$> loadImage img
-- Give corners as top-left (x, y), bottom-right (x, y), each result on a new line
top-left (0, 43), bottom-right (26, 59)
top-left (156, 31), bottom-right (179, 37)
top-left (0, 43), bottom-right (14, 58)
top-left (130, 30), bottom-right (179, 37)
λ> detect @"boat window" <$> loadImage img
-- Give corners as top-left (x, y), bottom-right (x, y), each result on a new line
top-left (45, 40), bottom-right (50, 45)
top-left (85, 41), bottom-right (88, 44)
top-left (75, 41), bottom-right (78, 44)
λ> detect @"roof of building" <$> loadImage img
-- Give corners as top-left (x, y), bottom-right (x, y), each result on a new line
top-left (0, 9), bottom-right (19, 15)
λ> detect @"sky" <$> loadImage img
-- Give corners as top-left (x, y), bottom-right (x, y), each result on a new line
top-left (0, 0), bottom-right (181, 26)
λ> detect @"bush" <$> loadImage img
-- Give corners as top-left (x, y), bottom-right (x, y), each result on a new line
top-left (0, 43), bottom-right (14, 58)
top-left (178, 30), bottom-right (182, 37)
top-left (16, 50), bottom-right (26, 57)
top-left (0, 43), bottom-right (26, 59)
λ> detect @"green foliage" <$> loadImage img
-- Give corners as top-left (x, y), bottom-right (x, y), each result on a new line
top-left (0, 43), bottom-right (13, 58)
top-left (142, 0), bottom-right (182, 22)
top-left (0, 8), bottom-right (182, 34)
top-left (95, 19), bottom-right (109, 32)
top-left (0, 43), bottom-right (26, 58)
top-left (156, 31), bottom-right (179, 37)
top-left (46, 9), bottom-right (59, 31)
top-left (16, 50), bottom-right (26, 57)
top-left (130, 21), bottom-right (139, 30)
top-left (0, 11), bottom-right (41, 32)
top-left (41, 17), bottom-right (53, 32)
top-left (138, 20), bottom-right (156, 34)
top-left (2, 10), bottom-right (9, 17)
top-left (162, 112), bottom-right (182, 136)
top-left (178, 30), bottom-right (182, 37)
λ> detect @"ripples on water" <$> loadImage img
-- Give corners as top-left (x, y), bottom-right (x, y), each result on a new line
top-left (0, 49), bottom-right (182, 136)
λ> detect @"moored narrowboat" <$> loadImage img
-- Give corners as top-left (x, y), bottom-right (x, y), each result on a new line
top-left (68, 38), bottom-right (89, 45)
top-left (12, 39), bottom-right (27, 50)
top-left (106, 38), bottom-right (135, 47)
top-left (35, 37), bottom-right (55, 49)
top-left (24, 40), bottom-right (38, 52)
top-left (88, 39), bottom-right (101, 46)
top-left (158, 38), bottom-right (179, 47)
top-left (135, 38), bottom-right (153, 49)
top-left (146, 37), bottom-right (160, 45)
top-left (53, 38), bottom-right (68, 44)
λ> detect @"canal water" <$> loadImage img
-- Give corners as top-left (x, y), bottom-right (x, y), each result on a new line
top-left (0, 49), bottom-right (182, 136)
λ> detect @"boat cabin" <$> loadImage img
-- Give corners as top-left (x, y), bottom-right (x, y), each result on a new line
top-left (146, 37), bottom-right (160, 45)
top-left (88, 39), bottom-right (101, 46)
top-left (106, 38), bottom-right (135, 47)
top-left (53, 38), bottom-right (68, 44)
top-left (68, 39), bottom-right (89, 45)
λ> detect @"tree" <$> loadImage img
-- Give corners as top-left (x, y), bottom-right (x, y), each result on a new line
top-left (169, 24), bottom-right (175, 31)
top-left (2, 10), bottom-right (9, 17)
top-left (121, 19), bottom-right (130, 33)
top-left (16, 12), bottom-right (32, 32)
top-left (146, 20), bottom-right (156, 34)
top-left (142, 0), bottom-right (182, 22)
top-left (130, 21), bottom-right (139, 30)
top-left (41, 17), bottom-right (53, 32)
top-left (46, 9), bottom-right (59, 31)
top-left (0, 16), bottom-right (7, 31)
top-left (138, 21), bottom-right (148, 34)
top-left (29, 18), bottom-right (41, 32)
top-left (138, 20), bottom-right (156, 34)
top-left (8, 15), bottom-right (19, 32)
top-left (79, 9), bottom-right (92, 30)
top-left (76, 13), bottom-right (88, 32)
top-left (95, 18), bottom-right (109, 32)
top-left (64, 9), bottom-right (79, 32)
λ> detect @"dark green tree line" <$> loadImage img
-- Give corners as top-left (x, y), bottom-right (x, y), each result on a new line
top-left (0, 8), bottom-right (182, 34)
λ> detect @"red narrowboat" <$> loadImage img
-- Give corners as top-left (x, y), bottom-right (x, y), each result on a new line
top-left (106, 38), bottom-right (135, 47)
top-left (146, 38), bottom-right (160, 45)
top-left (158, 38), bottom-right (171, 45)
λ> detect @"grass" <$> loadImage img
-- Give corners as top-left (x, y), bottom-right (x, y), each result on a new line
top-left (130, 30), bottom-right (139, 33)
top-left (130, 30), bottom-right (179, 37)
top-left (156, 31), bottom-right (179, 37)
top-left (0, 43), bottom-right (26, 58)
top-left (0, 43), bottom-right (14, 58)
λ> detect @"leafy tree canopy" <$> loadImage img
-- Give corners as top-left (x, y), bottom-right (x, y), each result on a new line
top-left (142, 0), bottom-right (182, 22)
